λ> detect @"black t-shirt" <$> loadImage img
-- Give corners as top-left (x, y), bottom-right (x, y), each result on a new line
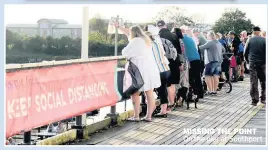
top-left (231, 37), bottom-right (241, 56)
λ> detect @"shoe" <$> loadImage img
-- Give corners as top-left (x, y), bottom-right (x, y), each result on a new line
top-left (251, 100), bottom-right (258, 106)
top-left (127, 117), bottom-right (140, 122)
top-left (211, 92), bottom-right (217, 95)
top-left (251, 102), bottom-right (257, 106)
top-left (154, 113), bottom-right (167, 118)
top-left (204, 91), bottom-right (212, 96)
top-left (238, 76), bottom-right (244, 81)
top-left (261, 100), bottom-right (266, 105)
top-left (231, 79), bottom-right (238, 83)
top-left (141, 117), bottom-right (152, 122)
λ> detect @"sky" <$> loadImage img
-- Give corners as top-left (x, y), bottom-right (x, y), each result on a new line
top-left (4, 4), bottom-right (267, 30)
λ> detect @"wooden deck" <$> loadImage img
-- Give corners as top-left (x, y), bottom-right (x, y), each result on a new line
top-left (76, 77), bottom-right (266, 145)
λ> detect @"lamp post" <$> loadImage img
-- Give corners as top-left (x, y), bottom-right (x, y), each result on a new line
top-left (111, 15), bottom-right (122, 56)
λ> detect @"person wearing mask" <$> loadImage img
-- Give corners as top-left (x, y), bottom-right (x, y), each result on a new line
top-left (157, 20), bottom-right (183, 109)
top-left (144, 26), bottom-right (171, 118)
top-left (116, 24), bottom-right (161, 122)
top-left (229, 31), bottom-right (242, 82)
top-left (199, 31), bottom-right (225, 95)
top-left (244, 26), bottom-right (266, 106)
top-left (172, 27), bottom-right (189, 107)
top-left (180, 26), bottom-right (203, 100)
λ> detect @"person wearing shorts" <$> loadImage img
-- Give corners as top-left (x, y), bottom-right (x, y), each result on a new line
top-left (199, 31), bottom-right (224, 95)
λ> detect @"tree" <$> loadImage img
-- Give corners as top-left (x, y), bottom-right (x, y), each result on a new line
top-left (212, 8), bottom-right (254, 34)
top-left (153, 6), bottom-right (195, 29)
top-left (89, 14), bottom-right (108, 35)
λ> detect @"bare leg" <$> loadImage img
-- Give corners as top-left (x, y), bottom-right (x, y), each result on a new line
top-left (167, 84), bottom-right (176, 105)
top-left (205, 76), bottom-right (212, 92)
top-left (131, 92), bottom-right (141, 119)
top-left (213, 75), bottom-right (220, 92)
top-left (241, 62), bottom-right (245, 77)
top-left (145, 90), bottom-right (156, 120)
top-left (160, 104), bottom-right (168, 114)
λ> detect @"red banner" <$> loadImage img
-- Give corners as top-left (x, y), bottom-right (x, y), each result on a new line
top-left (6, 60), bottom-right (120, 138)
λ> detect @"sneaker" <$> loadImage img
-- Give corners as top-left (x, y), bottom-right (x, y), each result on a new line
top-left (238, 76), bottom-right (244, 81)
top-left (204, 91), bottom-right (212, 96)
top-left (261, 100), bottom-right (266, 105)
top-left (251, 100), bottom-right (259, 106)
top-left (211, 92), bottom-right (217, 95)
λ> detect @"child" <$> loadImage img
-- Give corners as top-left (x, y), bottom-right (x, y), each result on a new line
top-left (229, 54), bottom-right (237, 82)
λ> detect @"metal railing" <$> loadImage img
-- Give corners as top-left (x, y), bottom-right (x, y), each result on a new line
top-left (6, 56), bottom-right (127, 145)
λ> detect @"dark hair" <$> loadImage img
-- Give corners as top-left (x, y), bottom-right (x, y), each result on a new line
top-left (172, 27), bottom-right (184, 39)
top-left (144, 25), bottom-right (148, 32)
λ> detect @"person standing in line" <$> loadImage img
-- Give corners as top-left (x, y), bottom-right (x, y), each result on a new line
top-left (238, 30), bottom-right (248, 81)
top-left (180, 26), bottom-right (203, 100)
top-left (157, 20), bottom-right (183, 109)
top-left (116, 24), bottom-right (161, 122)
top-left (199, 31), bottom-right (224, 95)
top-left (198, 31), bottom-right (208, 78)
top-left (144, 26), bottom-right (171, 118)
top-left (172, 27), bottom-right (189, 107)
top-left (229, 31), bottom-right (242, 82)
top-left (244, 26), bottom-right (266, 106)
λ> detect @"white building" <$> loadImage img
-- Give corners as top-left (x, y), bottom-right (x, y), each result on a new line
top-left (6, 19), bottom-right (82, 39)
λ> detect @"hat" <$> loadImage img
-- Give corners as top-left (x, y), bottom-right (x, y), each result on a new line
top-left (253, 26), bottom-right (261, 31)
top-left (156, 20), bottom-right (166, 27)
top-left (229, 31), bottom-right (236, 35)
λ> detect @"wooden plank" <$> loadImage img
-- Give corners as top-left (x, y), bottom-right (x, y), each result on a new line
top-left (189, 91), bottom-right (252, 145)
top-left (156, 86), bottom-right (248, 145)
top-left (36, 129), bottom-right (77, 145)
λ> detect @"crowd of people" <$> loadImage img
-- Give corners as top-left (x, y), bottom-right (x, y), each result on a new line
top-left (116, 20), bottom-right (266, 122)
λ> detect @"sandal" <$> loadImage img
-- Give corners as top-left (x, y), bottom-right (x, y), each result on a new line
top-left (127, 117), bottom-right (140, 122)
top-left (167, 104), bottom-right (176, 111)
top-left (141, 117), bottom-right (152, 122)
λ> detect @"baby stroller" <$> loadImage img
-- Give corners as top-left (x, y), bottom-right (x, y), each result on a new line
top-left (202, 53), bottom-right (233, 94)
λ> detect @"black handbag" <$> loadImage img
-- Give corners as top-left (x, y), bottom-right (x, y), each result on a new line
top-left (123, 60), bottom-right (144, 97)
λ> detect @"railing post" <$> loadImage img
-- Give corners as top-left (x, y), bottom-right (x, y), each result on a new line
top-left (106, 105), bottom-right (118, 125)
top-left (23, 131), bottom-right (31, 145)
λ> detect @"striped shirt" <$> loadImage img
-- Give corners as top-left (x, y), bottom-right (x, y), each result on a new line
top-left (151, 40), bottom-right (170, 73)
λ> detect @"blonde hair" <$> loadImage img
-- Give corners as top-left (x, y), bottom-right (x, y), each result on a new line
top-left (129, 25), bottom-right (151, 46)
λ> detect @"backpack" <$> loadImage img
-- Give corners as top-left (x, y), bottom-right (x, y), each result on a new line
top-left (161, 38), bottom-right (178, 61)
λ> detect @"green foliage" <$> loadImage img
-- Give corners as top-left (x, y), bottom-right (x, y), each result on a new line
top-left (153, 6), bottom-right (195, 29)
top-left (212, 8), bottom-right (255, 34)
top-left (6, 29), bottom-right (127, 64)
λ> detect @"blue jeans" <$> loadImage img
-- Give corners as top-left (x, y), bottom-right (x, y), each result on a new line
top-left (205, 61), bottom-right (221, 76)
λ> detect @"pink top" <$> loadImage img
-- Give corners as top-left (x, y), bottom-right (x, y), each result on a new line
top-left (230, 55), bottom-right (237, 68)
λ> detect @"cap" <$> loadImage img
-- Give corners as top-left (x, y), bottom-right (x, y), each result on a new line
top-left (156, 20), bottom-right (166, 27)
top-left (229, 31), bottom-right (236, 35)
top-left (253, 26), bottom-right (261, 31)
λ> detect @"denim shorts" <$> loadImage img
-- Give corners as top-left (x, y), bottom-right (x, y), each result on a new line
top-left (204, 61), bottom-right (221, 76)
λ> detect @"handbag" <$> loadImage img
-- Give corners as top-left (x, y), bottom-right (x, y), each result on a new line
top-left (123, 60), bottom-right (144, 97)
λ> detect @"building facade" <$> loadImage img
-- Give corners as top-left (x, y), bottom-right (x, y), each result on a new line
top-left (6, 19), bottom-right (82, 39)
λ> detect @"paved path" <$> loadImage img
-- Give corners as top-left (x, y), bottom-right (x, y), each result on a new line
top-left (76, 77), bottom-right (265, 145)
